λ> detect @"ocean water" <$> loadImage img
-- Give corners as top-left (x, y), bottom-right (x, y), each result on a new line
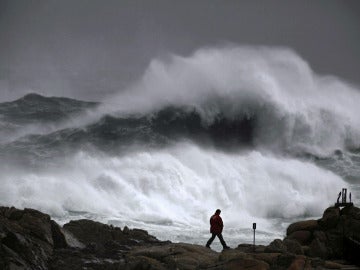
top-left (0, 46), bottom-right (359, 251)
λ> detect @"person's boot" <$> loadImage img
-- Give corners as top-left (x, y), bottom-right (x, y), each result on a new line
top-left (223, 245), bottom-right (230, 250)
top-left (205, 244), bottom-right (210, 248)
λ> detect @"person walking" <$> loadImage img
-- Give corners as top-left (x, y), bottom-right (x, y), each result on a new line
top-left (206, 209), bottom-right (230, 250)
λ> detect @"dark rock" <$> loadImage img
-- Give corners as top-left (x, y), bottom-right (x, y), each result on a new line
top-left (128, 243), bottom-right (219, 270)
top-left (273, 253), bottom-right (296, 269)
top-left (286, 220), bottom-right (318, 236)
top-left (0, 207), bottom-right (55, 269)
top-left (251, 253), bottom-right (281, 266)
top-left (287, 230), bottom-right (312, 245)
top-left (63, 219), bottom-right (159, 249)
top-left (340, 205), bottom-right (360, 219)
top-left (236, 243), bottom-right (266, 253)
top-left (1, 205), bottom-right (359, 269)
top-left (325, 229), bottom-right (343, 258)
top-left (309, 238), bottom-right (328, 259)
top-left (50, 220), bottom-right (67, 249)
top-left (265, 239), bottom-right (287, 253)
top-left (283, 239), bottom-right (303, 255)
top-left (313, 230), bottom-right (327, 242)
top-left (285, 205), bottom-right (360, 263)
top-left (319, 207), bottom-right (340, 230)
top-left (287, 255), bottom-right (311, 270)
top-left (215, 257), bottom-right (270, 270)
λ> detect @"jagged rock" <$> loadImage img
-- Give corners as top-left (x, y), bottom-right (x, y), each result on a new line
top-left (0, 206), bottom-right (62, 270)
top-left (63, 219), bottom-right (159, 248)
top-left (50, 220), bottom-right (67, 249)
top-left (1, 205), bottom-right (359, 269)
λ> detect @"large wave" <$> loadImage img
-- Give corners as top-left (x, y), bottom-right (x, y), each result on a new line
top-left (0, 45), bottom-right (358, 245)
top-left (0, 143), bottom-right (346, 226)
top-left (99, 46), bottom-right (360, 157)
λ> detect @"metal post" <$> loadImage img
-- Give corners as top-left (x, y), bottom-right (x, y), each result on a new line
top-left (253, 223), bottom-right (256, 252)
top-left (342, 188), bottom-right (347, 203)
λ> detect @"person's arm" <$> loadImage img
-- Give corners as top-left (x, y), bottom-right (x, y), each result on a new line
top-left (218, 216), bottom-right (224, 230)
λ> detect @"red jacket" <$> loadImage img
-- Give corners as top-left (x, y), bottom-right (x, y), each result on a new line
top-left (210, 213), bottom-right (223, 234)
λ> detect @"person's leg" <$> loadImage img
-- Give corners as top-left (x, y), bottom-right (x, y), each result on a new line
top-left (217, 234), bottom-right (229, 249)
top-left (206, 233), bottom-right (216, 247)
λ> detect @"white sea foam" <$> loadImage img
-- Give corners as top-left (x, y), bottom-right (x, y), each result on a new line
top-left (97, 45), bottom-right (360, 156)
top-left (0, 143), bottom-right (346, 240)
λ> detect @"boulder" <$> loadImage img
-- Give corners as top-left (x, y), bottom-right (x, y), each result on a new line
top-left (287, 255), bottom-right (312, 270)
top-left (236, 244), bottom-right (266, 253)
top-left (287, 220), bottom-right (318, 235)
top-left (313, 230), bottom-right (327, 242)
top-left (63, 220), bottom-right (159, 248)
top-left (287, 230), bottom-right (312, 245)
top-left (251, 253), bottom-right (281, 265)
top-left (340, 205), bottom-right (360, 219)
top-left (273, 254), bottom-right (296, 269)
top-left (128, 243), bottom-right (218, 270)
top-left (264, 239), bottom-right (286, 253)
top-left (323, 260), bottom-right (343, 269)
top-left (283, 239), bottom-right (304, 255)
top-left (308, 238), bottom-right (328, 259)
top-left (216, 257), bottom-right (269, 270)
top-left (319, 207), bottom-right (340, 230)
top-left (0, 207), bottom-right (62, 269)
top-left (1, 205), bottom-right (360, 269)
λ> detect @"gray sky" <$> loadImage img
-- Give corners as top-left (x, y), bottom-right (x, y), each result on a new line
top-left (0, 0), bottom-right (359, 101)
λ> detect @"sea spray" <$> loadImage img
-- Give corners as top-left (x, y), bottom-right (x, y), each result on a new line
top-left (99, 46), bottom-right (360, 156)
top-left (0, 143), bottom-right (346, 231)
top-left (0, 45), bottom-right (359, 246)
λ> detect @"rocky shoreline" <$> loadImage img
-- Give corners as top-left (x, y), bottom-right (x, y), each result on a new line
top-left (1, 205), bottom-right (359, 270)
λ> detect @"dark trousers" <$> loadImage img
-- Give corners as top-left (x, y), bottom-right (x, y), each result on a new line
top-left (206, 233), bottom-right (227, 247)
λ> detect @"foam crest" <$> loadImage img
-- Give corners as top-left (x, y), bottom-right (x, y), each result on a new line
top-left (0, 143), bottom-right (346, 229)
top-left (99, 46), bottom-right (360, 155)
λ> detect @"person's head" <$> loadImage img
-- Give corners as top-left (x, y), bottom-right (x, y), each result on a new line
top-left (215, 209), bottom-right (221, 215)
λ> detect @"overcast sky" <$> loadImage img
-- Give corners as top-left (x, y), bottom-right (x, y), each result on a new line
top-left (0, 0), bottom-right (359, 101)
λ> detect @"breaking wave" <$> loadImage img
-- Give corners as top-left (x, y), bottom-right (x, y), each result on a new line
top-left (0, 45), bottom-right (359, 244)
